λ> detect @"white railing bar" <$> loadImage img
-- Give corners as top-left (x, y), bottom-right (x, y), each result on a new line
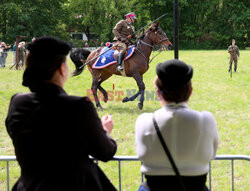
top-left (1, 155), bottom-right (250, 161)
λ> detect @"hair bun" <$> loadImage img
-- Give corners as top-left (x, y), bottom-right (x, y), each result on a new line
top-left (156, 59), bottom-right (193, 87)
top-left (23, 36), bottom-right (72, 92)
top-left (27, 36), bottom-right (72, 56)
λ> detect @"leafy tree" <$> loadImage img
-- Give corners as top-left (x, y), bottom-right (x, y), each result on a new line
top-left (215, 0), bottom-right (249, 48)
top-left (67, 0), bottom-right (138, 45)
top-left (0, 0), bottom-right (69, 44)
top-left (0, 0), bottom-right (248, 48)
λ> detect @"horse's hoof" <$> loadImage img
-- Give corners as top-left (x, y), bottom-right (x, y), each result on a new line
top-left (104, 97), bottom-right (108, 103)
top-left (138, 103), bottom-right (143, 110)
top-left (97, 106), bottom-right (104, 111)
top-left (122, 97), bottom-right (129, 103)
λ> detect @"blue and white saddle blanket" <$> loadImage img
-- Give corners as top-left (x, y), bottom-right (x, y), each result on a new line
top-left (92, 45), bottom-right (135, 69)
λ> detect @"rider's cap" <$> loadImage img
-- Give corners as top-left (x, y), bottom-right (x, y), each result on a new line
top-left (156, 59), bottom-right (193, 87)
top-left (125, 12), bottom-right (137, 19)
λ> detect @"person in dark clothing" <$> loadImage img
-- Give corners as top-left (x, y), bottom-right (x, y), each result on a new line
top-left (5, 36), bottom-right (117, 191)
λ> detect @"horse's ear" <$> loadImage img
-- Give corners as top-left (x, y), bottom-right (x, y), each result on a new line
top-left (155, 22), bottom-right (159, 30)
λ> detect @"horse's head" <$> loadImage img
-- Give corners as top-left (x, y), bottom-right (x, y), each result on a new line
top-left (146, 22), bottom-right (172, 49)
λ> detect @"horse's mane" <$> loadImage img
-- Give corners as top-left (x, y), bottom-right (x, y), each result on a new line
top-left (138, 33), bottom-right (145, 40)
top-left (135, 33), bottom-right (145, 47)
top-left (135, 22), bottom-right (159, 45)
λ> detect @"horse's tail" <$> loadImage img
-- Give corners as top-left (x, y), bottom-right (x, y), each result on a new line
top-left (70, 48), bottom-right (91, 76)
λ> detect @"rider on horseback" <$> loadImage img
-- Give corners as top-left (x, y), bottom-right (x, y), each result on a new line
top-left (113, 12), bottom-right (137, 71)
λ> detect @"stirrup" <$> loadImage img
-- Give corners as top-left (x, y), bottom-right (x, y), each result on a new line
top-left (117, 65), bottom-right (123, 71)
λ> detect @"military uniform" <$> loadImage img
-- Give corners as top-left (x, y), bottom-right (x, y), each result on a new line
top-left (113, 19), bottom-right (136, 53)
top-left (112, 12), bottom-right (137, 71)
top-left (18, 46), bottom-right (26, 66)
top-left (0, 47), bottom-right (2, 67)
top-left (228, 45), bottom-right (240, 72)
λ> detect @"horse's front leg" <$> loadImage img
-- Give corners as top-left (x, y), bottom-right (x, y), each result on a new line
top-left (97, 84), bottom-right (108, 103)
top-left (97, 73), bottom-right (112, 103)
top-left (136, 74), bottom-right (145, 110)
top-left (122, 73), bottom-right (145, 110)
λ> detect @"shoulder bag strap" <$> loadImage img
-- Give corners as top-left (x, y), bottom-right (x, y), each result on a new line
top-left (152, 113), bottom-right (186, 191)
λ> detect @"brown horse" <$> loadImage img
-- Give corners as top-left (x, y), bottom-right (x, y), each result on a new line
top-left (72, 23), bottom-right (172, 111)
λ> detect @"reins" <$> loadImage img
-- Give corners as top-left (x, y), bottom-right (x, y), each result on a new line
top-left (135, 30), bottom-right (168, 64)
top-left (149, 48), bottom-right (164, 64)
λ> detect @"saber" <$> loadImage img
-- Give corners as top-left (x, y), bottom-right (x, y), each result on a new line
top-left (133, 13), bottom-right (168, 35)
top-left (79, 45), bottom-right (117, 69)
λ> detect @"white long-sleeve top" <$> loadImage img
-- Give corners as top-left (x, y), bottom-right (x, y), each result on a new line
top-left (135, 102), bottom-right (219, 176)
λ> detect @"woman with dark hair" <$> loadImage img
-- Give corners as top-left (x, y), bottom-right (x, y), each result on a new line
top-left (135, 59), bottom-right (219, 191)
top-left (6, 37), bottom-right (117, 191)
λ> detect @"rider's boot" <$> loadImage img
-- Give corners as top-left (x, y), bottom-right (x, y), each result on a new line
top-left (116, 53), bottom-right (124, 71)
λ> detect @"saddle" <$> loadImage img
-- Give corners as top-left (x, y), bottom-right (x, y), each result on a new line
top-left (92, 43), bottom-right (135, 69)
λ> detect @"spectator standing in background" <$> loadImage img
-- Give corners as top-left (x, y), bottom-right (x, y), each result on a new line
top-left (18, 41), bottom-right (26, 66)
top-left (0, 42), bottom-right (2, 67)
top-left (0, 42), bottom-right (11, 67)
top-left (135, 59), bottom-right (219, 191)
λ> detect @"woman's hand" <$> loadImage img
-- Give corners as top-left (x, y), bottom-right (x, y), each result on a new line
top-left (101, 115), bottom-right (113, 135)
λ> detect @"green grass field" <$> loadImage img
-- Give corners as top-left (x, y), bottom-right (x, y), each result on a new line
top-left (0, 50), bottom-right (249, 191)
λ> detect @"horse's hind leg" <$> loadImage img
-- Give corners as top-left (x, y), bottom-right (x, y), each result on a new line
top-left (122, 73), bottom-right (145, 110)
top-left (91, 72), bottom-right (104, 111)
top-left (97, 72), bottom-right (112, 103)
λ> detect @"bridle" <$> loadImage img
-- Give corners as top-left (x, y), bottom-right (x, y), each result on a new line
top-left (140, 40), bottom-right (153, 48)
top-left (153, 29), bottom-right (170, 45)
top-left (135, 28), bottom-right (169, 64)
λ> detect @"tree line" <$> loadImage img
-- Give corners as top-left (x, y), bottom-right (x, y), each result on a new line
top-left (0, 0), bottom-right (249, 49)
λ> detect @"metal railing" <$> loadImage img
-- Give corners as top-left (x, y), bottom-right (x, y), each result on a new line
top-left (72, 47), bottom-right (98, 52)
top-left (0, 156), bottom-right (16, 191)
top-left (1, 155), bottom-right (249, 191)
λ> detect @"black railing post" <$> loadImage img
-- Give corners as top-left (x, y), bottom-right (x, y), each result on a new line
top-left (174, 0), bottom-right (179, 59)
